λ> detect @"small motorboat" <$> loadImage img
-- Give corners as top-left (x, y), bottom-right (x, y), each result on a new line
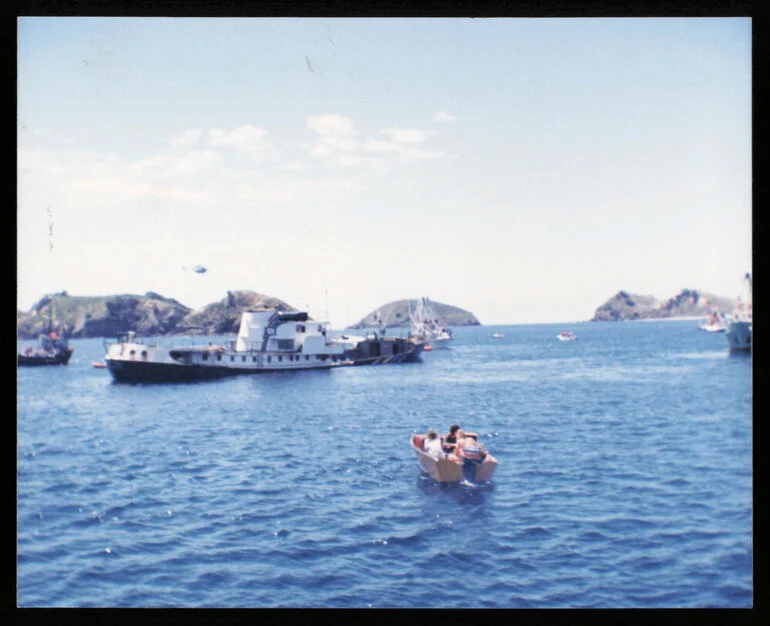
top-left (557, 331), bottom-right (577, 341)
top-left (492, 333), bottom-right (504, 338)
top-left (410, 434), bottom-right (497, 484)
top-left (423, 344), bottom-right (433, 352)
top-left (699, 311), bottom-right (726, 332)
top-left (92, 362), bottom-right (108, 369)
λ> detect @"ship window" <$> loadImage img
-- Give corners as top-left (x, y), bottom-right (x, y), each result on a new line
top-left (267, 356), bottom-right (272, 363)
top-left (203, 354), bottom-right (209, 361)
top-left (253, 356), bottom-right (257, 362)
top-left (305, 355), bottom-right (310, 361)
top-left (279, 356), bottom-right (283, 362)
top-left (231, 356), bottom-right (235, 362)
top-left (296, 324), bottom-right (306, 333)
top-left (242, 356), bottom-right (246, 362)
top-left (217, 354), bottom-right (222, 361)
top-left (129, 350), bottom-right (135, 356)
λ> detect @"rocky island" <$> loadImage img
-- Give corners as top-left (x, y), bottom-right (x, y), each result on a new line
top-left (591, 289), bottom-right (737, 322)
top-left (17, 292), bottom-right (480, 339)
top-left (17, 290), bottom-right (298, 340)
top-left (347, 298), bottom-right (480, 330)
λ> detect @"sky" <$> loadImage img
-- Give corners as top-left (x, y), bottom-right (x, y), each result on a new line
top-left (17, 17), bottom-right (752, 326)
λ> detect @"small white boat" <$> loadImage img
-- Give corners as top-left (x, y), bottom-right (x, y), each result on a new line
top-left (410, 434), bottom-right (497, 484)
top-left (557, 331), bottom-right (577, 341)
top-left (699, 311), bottom-right (726, 333)
top-left (492, 332), bottom-right (504, 338)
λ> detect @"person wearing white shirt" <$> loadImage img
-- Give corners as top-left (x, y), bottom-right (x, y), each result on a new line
top-left (423, 430), bottom-right (444, 459)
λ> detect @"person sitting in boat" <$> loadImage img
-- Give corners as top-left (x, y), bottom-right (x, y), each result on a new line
top-left (454, 429), bottom-right (488, 481)
top-left (423, 429), bottom-right (444, 459)
top-left (442, 424), bottom-right (461, 454)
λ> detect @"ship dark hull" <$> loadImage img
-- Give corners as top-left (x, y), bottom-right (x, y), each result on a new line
top-left (342, 337), bottom-right (424, 365)
top-left (18, 348), bottom-right (74, 367)
top-left (105, 359), bottom-right (337, 383)
top-left (346, 352), bottom-right (423, 365)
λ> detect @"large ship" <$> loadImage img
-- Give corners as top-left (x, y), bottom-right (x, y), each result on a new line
top-left (103, 309), bottom-right (425, 382)
top-left (725, 273), bottom-right (752, 354)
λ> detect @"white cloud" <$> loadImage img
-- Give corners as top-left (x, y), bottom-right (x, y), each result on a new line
top-left (305, 116), bottom-right (447, 167)
top-left (433, 111), bottom-right (457, 123)
top-left (234, 177), bottom-right (362, 205)
top-left (208, 124), bottom-right (270, 151)
top-left (68, 177), bottom-right (205, 202)
top-left (377, 128), bottom-right (433, 144)
top-left (17, 147), bottom-right (76, 176)
top-left (306, 114), bottom-right (356, 137)
top-left (128, 150), bottom-right (221, 178)
top-left (170, 128), bottom-right (203, 149)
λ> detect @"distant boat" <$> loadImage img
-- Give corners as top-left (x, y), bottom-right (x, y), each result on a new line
top-left (18, 298), bottom-right (74, 367)
top-left (557, 331), bottom-right (577, 341)
top-left (492, 332), bottom-right (504, 338)
top-left (409, 297), bottom-right (453, 349)
top-left (92, 362), bottom-right (107, 369)
top-left (698, 311), bottom-right (726, 333)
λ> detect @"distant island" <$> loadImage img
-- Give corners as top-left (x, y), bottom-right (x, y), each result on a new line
top-left (16, 290), bottom-right (298, 340)
top-left (19, 287), bottom-right (734, 338)
top-left (17, 291), bottom-right (480, 339)
top-left (591, 289), bottom-right (737, 322)
top-left (346, 299), bottom-right (480, 330)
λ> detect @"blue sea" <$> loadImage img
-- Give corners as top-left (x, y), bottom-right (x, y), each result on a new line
top-left (16, 320), bottom-right (752, 608)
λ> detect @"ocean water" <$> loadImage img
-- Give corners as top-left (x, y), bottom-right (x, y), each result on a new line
top-left (17, 320), bottom-right (752, 608)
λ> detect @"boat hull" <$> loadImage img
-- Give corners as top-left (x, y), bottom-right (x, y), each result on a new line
top-left (726, 320), bottom-right (751, 353)
top-left (18, 348), bottom-right (74, 366)
top-left (699, 324), bottom-right (726, 333)
top-left (105, 357), bottom-right (340, 383)
top-left (410, 438), bottom-right (497, 484)
top-left (342, 336), bottom-right (424, 365)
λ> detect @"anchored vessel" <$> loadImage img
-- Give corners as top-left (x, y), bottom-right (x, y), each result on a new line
top-left (409, 297), bottom-right (453, 349)
top-left (339, 332), bottom-right (425, 365)
top-left (18, 299), bottom-right (74, 366)
top-left (725, 273), bottom-right (752, 354)
top-left (18, 332), bottom-right (73, 366)
top-left (104, 310), bottom-right (356, 383)
top-left (103, 309), bottom-right (425, 382)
